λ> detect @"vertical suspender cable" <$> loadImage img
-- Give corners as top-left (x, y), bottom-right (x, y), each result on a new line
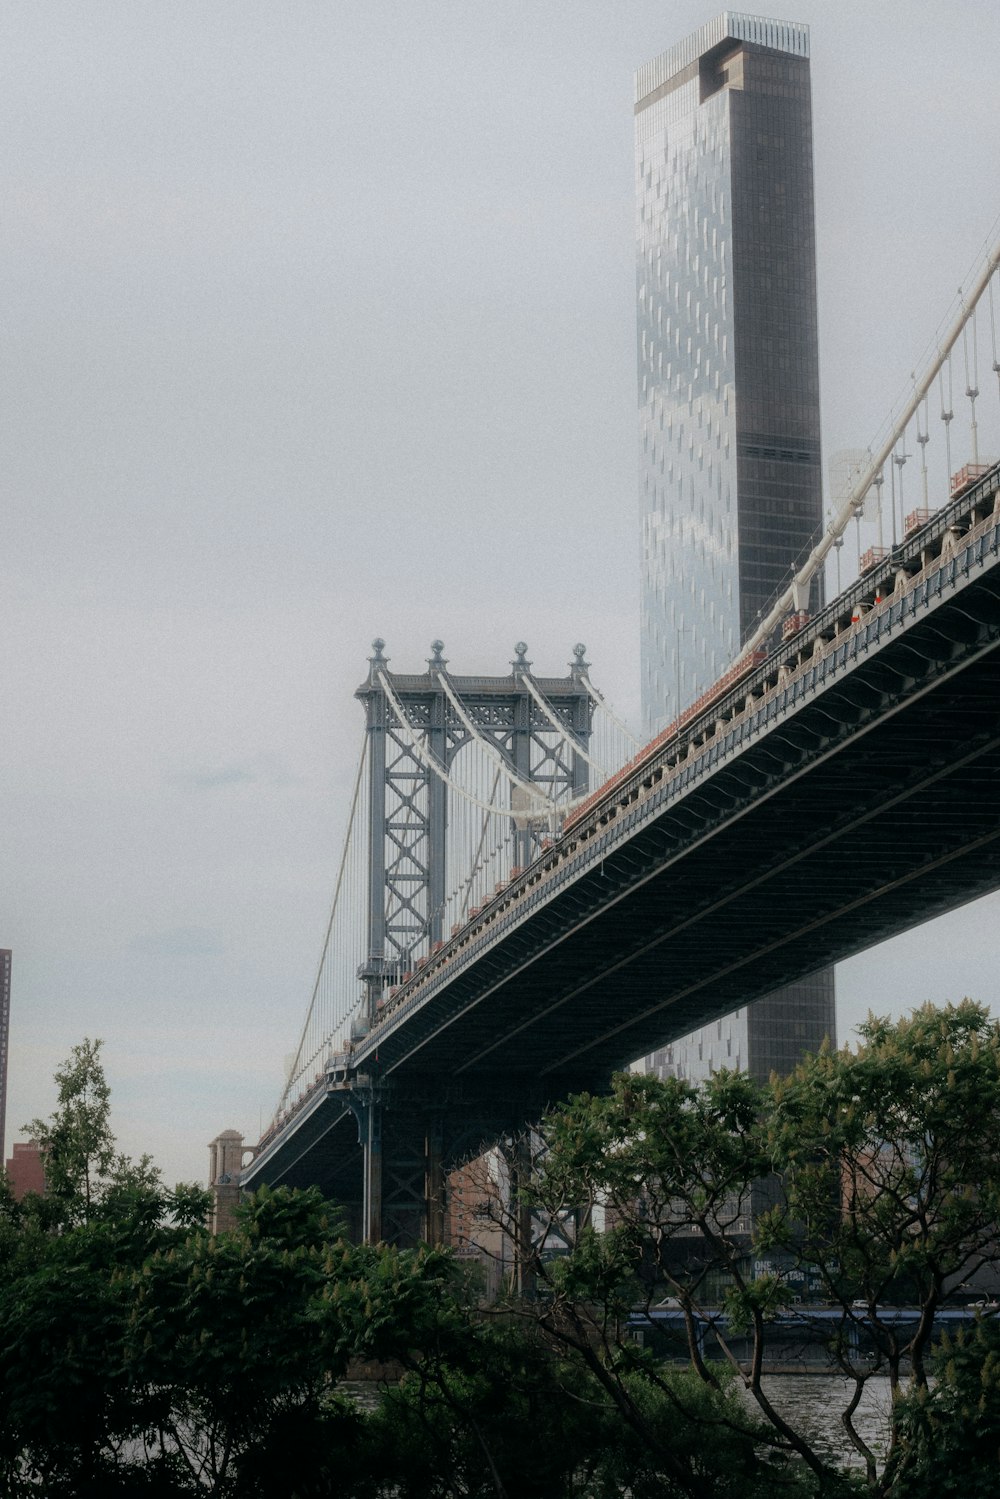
top-left (917, 395), bottom-right (930, 510)
top-left (963, 315), bottom-right (980, 465)
top-left (940, 357), bottom-right (954, 493)
top-left (743, 234), bottom-right (1000, 658)
top-left (989, 273), bottom-right (1000, 416)
top-left (521, 671), bottom-right (609, 777)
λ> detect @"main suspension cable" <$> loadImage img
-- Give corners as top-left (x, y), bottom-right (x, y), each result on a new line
top-left (521, 670), bottom-right (608, 778)
top-left (277, 736), bottom-right (367, 1112)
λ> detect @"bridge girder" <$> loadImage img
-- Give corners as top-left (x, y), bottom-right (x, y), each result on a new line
top-left (342, 539), bottom-right (1000, 1095)
top-left (355, 641), bottom-right (594, 1018)
top-left (248, 478), bottom-right (1000, 1245)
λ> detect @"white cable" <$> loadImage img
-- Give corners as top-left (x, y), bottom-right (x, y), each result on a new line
top-left (579, 673), bottom-right (643, 750)
top-left (455, 767), bottom-right (504, 918)
top-left (989, 274), bottom-right (1000, 401)
top-left (377, 669), bottom-right (545, 816)
top-left (432, 669), bottom-right (554, 809)
top-left (278, 737), bottom-right (368, 1113)
top-left (743, 232), bottom-right (1000, 657)
top-left (521, 671), bottom-right (609, 777)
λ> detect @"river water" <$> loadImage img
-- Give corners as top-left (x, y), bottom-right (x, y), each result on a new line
top-left (754, 1375), bottom-right (893, 1468)
top-left (342, 1372), bottom-right (895, 1471)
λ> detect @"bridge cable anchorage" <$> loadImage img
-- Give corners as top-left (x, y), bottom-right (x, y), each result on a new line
top-left (276, 735), bottom-right (368, 1118)
top-left (520, 669), bottom-right (609, 779)
top-left (743, 231), bottom-right (1000, 659)
top-left (578, 672), bottom-right (644, 751)
top-left (429, 669), bottom-right (556, 813)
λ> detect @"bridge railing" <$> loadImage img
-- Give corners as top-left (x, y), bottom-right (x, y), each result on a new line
top-left (360, 459), bottom-right (1000, 1044)
top-left (268, 231), bottom-right (1000, 1138)
top-left (753, 229), bottom-right (1000, 656)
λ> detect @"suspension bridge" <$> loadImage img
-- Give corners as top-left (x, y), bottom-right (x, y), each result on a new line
top-left (240, 232), bottom-right (1000, 1245)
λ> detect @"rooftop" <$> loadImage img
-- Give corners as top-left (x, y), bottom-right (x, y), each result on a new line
top-left (635, 11), bottom-right (809, 106)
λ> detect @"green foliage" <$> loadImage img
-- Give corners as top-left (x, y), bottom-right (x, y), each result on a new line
top-left (883, 1317), bottom-right (1000, 1498)
top-left (7, 1016), bottom-right (1000, 1496)
top-left (365, 1319), bottom-right (603, 1498)
top-left (537, 1069), bottom-right (767, 1237)
top-left (526, 1002), bottom-right (1000, 1493)
top-left (766, 1001), bottom-right (1000, 1393)
top-left (233, 1180), bottom-right (347, 1247)
top-left (363, 1320), bottom-right (817, 1499)
top-left (586, 1367), bottom-right (823, 1499)
top-left (0, 1171), bottom-right (215, 1494)
top-left (543, 1221), bottom-right (642, 1312)
top-left (24, 1038), bottom-right (117, 1220)
top-left (721, 1272), bottom-right (792, 1335)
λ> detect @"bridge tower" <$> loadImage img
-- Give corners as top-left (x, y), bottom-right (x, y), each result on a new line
top-left (351, 639), bottom-right (594, 1244)
top-left (355, 638), bottom-right (593, 1021)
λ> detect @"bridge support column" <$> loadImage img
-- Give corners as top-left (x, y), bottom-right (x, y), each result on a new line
top-left (362, 645), bottom-right (388, 1024)
top-left (361, 1093), bottom-right (383, 1245)
top-left (357, 1087), bottom-right (447, 1247)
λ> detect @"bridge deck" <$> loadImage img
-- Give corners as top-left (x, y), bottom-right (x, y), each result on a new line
top-left (246, 466), bottom-right (1000, 1196)
top-left (356, 473), bottom-right (1000, 1084)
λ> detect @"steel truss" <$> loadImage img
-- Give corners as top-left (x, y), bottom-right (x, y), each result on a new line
top-left (355, 640), bottom-right (593, 1018)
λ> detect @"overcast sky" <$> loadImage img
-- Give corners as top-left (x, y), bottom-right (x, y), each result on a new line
top-left (4, 1), bottom-right (1000, 1187)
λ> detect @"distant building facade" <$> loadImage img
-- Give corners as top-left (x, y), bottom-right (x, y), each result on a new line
top-left (5, 1140), bottom-right (45, 1200)
top-left (0, 950), bottom-right (10, 1164)
top-left (208, 1129), bottom-right (250, 1234)
top-left (635, 14), bottom-right (835, 1088)
top-left (445, 1157), bottom-right (509, 1299)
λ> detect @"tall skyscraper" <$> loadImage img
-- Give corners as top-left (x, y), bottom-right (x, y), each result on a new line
top-left (635, 13), bottom-right (835, 1085)
top-left (0, 950), bottom-right (10, 1164)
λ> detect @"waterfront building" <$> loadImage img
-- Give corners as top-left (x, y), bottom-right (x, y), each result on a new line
top-left (635, 14), bottom-right (835, 1088)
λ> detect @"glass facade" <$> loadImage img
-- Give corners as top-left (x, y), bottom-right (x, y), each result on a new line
top-left (0, 950), bottom-right (9, 1166)
top-left (636, 14), bottom-right (835, 1093)
top-left (643, 970), bottom-right (835, 1088)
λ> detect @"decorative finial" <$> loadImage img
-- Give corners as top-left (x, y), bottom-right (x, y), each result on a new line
top-left (570, 642), bottom-right (590, 676)
top-left (512, 642), bottom-right (530, 672)
top-left (428, 639), bottom-right (447, 667)
top-left (371, 638), bottom-right (386, 661)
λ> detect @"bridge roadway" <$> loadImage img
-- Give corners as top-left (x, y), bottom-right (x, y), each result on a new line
top-left (245, 464), bottom-right (1000, 1243)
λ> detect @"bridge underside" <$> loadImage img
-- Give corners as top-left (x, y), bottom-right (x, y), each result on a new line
top-left (248, 544), bottom-right (1000, 1240)
top-left (358, 570), bottom-right (1000, 1088)
top-left (243, 1076), bottom-right (556, 1246)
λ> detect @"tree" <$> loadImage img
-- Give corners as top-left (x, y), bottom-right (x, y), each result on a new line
top-left (358, 1288), bottom-right (810, 1499)
top-left (0, 1040), bottom-right (211, 1495)
top-left (8, 1018), bottom-right (1000, 1496)
top-left (517, 1071), bottom-right (838, 1492)
top-left (1, 1035), bottom-right (487, 1498)
top-left (121, 1185), bottom-right (367, 1495)
top-left (25, 1037), bottom-right (124, 1222)
top-left (516, 1002), bottom-right (1000, 1495)
top-left (883, 1316), bottom-right (1000, 1498)
top-left (362, 1318), bottom-right (605, 1499)
top-left (762, 1002), bottom-right (1000, 1481)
